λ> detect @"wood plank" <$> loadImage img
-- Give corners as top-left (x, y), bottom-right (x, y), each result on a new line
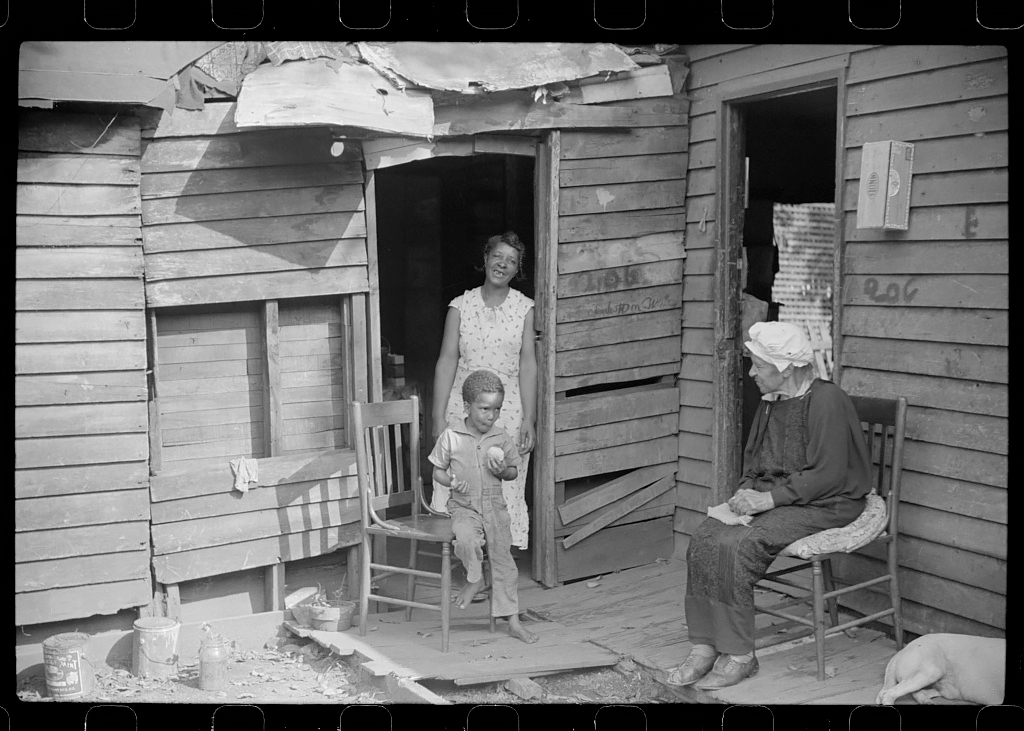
top-left (559, 153), bottom-right (687, 187)
top-left (843, 169), bottom-right (1006, 211)
top-left (152, 523), bottom-right (363, 583)
top-left (16, 278), bottom-right (144, 311)
top-left (558, 260), bottom-right (683, 298)
top-left (147, 238), bottom-right (366, 284)
top-left (16, 488), bottom-right (150, 531)
top-left (146, 267), bottom-right (370, 308)
top-left (684, 44), bottom-right (755, 63)
top-left (556, 309), bottom-right (680, 352)
top-left (280, 385), bottom-right (345, 407)
top-left (558, 233), bottom-right (684, 274)
top-left (560, 127), bottom-right (688, 160)
top-left (840, 367), bottom-right (1006, 418)
top-left (559, 179), bottom-right (687, 216)
top-left (151, 477), bottom-right (358, 524)
top-left (16, 221), bottom-right (142, 247)
top-left (858, 535), bottom-right (1005, 595)
top-left (678, 406), bottom-right (713, 436)
top-left (686, 139), bottom-right (716, 170)
top-left (842, 336), bottom-right (1006, 384)
top-left (681, 302), bottom-right (715, 331)
top-left (16, 341), bottom-right (147, 374)
top-left (473, 134), bottom-right (538, 157)
top-left (142, 184), bottom-right (365, 225)
top-left (555, 383), bottom-right (677, 431)
top-left (159, 358), bottom-right (263, 382)
top-left (18, 184), bottom-right (141, 217)
top-left (161, 406), bottom-right (264, 431)
top-left (556, 413), bottom-right (678, 457)
top-left (678, 431), bottom-right (713, 463)
top-left (143, 211), bottom-right (367, 253)
top-left (364, 170), bottom-right (383, 403)
top-left (18, 153), bottom-right (141, 185)
top-left (681, 328), bottom-right (714, 355)
top-left (16, 371), bottom-right (147, 406)
top-left (556, 500), bottom-right (675, 538)
top-left (903, 440), bottom-right (1006, 489)
top-left (559, 207), bottom-right (686, 243)
top-left (672, 506), bottom-right (708, 536)
top-left (16, 550), bottom-right (150, 592)
top-left (556, 516), bottom-right (673, 583)
top-left (555, 435), bottom-right (676, 482)
top-left (18, 213), bottom-right (140, 229)
top-left (350, 294), bottom-right (369, 404)
top-left (15, 461), bottom-right (148, 500)
top-left (845, 97), bottom-right (1008, 147)
top-left (846, 45), bottom-right (1007, 84)
top-left (150, 448), bottom-right (358, 502)
top-left (686, 112), bottom-right (716, 144)
top-left (264, 300), bottom-right (282, 457)
top-left (906, 407), bottom-right (1006, 456)
top-left (15, 310), bottom-right (146, 344)
top-left (679, 354), bottom-right (714, 380)
top-left (15, 578), bottom-right (152, 626)
top-left (835, 586), bottom-right (1003, 639)
top-left (577, 65), bottom-right (675, 104)
top-left (158, 309), bottom-right (259, 333)
top-left (900, 471), bottom-right (1006, 525)
top-left (140, 102), bottom-right (240, 138)
top-left (846, 59), bottom-right (1007, 116)
top-left (844, 132), bottom-right (1006, 178)
top-left (162, 420), bottom-right (264, 447)
top-left (141, 162), bottom-right (364, 199)
top-left (158, 341), bottom-right (261, 365)
top-left (678, 379), bottom-right (713, 408)
top-left (16, 433), bottom-right (149, 470)
top-left (676, 457), bottom-right (712, 488)
top-left (140, 130), bottom-right (339, 173)
top-left (17, 246), bottom-right (143, 278)
top-left (19, 110), bottom-right (141, 156)
top-left (280, 401), bottom-right (346, 421)
top-left (563, 475), bottom-right (676, 549)
top-left (555, 362), bottom-right (678, 393)
top-left (16, 521), bottom-right (149, 562)
top-left (686, 45), bottom-right (868, 89)
top-left (15, 402), bottom-right (148, 438)
top-left (844, 240), bottom-right (1007, 275)
top-left (558, 462), bottom-right (676, 525)
top-left (842, 274), bottom-right (1006, 309)
top-left (556, 336), bottom-right (680, 378)
top-left (280, 432), bottom-right (346, 453)
top-left (842, 306), bottom-right (1006, 347)
top-left (555, 284), bottom-right (682, 324)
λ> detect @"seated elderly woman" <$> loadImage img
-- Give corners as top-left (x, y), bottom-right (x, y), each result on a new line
top-left (669, 321), bottom-right (873, 690)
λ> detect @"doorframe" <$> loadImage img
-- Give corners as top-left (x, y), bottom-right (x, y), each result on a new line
top-left (712, 57), bottom-right (850, 504)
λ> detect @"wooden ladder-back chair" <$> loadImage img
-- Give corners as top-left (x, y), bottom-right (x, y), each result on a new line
top-left (352, 397), bottom-right (493, 653)
top-left (756, 395), bottom-right (908, 681)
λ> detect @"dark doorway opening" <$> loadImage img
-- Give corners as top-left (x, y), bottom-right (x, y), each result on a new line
top-left (737, 87), bottom-right (839, 447)
top-left (373, 153), bottom-right (537, 540)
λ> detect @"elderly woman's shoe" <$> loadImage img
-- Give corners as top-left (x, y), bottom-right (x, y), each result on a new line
top-left (694, 655), bottom-right (759, 690)
top-left (666, 652), bottom-right (719, 686)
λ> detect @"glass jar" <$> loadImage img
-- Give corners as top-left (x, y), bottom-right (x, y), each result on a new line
top-left (199, 637), bottom-right (229, 691)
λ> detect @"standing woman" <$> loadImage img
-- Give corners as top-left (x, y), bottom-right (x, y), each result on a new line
top-left (431, 231), bottom-right (537, 550)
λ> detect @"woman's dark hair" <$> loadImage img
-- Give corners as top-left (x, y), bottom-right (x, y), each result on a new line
top-left (480, 231), bottom-right (527, 281)
top-left (462, 369), bottom-right (505, 403)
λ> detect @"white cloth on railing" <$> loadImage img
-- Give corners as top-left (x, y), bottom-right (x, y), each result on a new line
top-left (229, 458), bottom-right (260, 493)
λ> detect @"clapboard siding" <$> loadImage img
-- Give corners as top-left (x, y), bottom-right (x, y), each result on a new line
top-left (675, 44), bottom-right (1007, 636)
top-left (141, 119), bottom-right (369, 308)
top-left (15, 109), bottom-right (151, 626)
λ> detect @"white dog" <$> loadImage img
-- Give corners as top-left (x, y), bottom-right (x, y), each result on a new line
top-left (876, 633), bottom-right (1005, 705)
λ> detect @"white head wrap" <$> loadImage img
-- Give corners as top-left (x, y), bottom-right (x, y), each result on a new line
top-left (745, 322), bottom-right (815, 373)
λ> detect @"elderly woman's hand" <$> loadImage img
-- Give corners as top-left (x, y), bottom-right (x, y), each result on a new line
top-left (729, 489), bottom-right (775, 517)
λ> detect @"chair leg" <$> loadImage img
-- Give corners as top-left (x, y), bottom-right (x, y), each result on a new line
top-left (811, 560), bottom-right (827, 681)
top-left (821, 558), bottom-right (840, 628)
top-left (486, 555), bottom-right (496, 634)
top-left (406, 539), bottom-right (418, 622)
top-left (359, 538), bottom-right (371, 636)
top-left (440, 542), bottom-right (452, 653)
top-left (888, 546), bottom-right (904, 650)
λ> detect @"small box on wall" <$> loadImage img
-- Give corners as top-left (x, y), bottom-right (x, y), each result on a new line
top-left (856, 140), bottom-right (915, 230)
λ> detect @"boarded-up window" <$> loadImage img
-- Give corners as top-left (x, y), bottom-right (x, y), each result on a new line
top-left (279, 298), bottom-right (346, 454)
top-left (157, 307), bottom-right (265, 470)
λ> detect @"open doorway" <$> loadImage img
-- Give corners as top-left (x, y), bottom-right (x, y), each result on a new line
top-left (373, 152), bottom-right (537, 567)
top-left (736, 87), bottom-right (840, 447)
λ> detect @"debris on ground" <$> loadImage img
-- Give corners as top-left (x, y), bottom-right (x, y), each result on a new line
top-left (505, 676), bottom-right (543, 700)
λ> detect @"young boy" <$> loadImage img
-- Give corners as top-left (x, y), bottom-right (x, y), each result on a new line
top-left (428, 369), bottom-right (539, 644)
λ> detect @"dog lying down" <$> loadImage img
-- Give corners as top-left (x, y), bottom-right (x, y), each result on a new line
top-left (876, 633), bottom-right (1005, 705)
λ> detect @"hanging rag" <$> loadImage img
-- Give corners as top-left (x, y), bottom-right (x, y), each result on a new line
top-left (707, 502), bottom-right (753, 527)
top-left (229, 458), bottom-right (260, 493)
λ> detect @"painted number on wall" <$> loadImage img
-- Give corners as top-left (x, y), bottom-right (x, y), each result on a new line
top-left (863, 277), bottom-right (919, 304)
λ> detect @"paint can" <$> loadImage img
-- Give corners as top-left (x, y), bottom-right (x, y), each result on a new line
top-left (43, 632), bottom-right (95, 700)
top-left (132, 617), bottom-right (181, 679)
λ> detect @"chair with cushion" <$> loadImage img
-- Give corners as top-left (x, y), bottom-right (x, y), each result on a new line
top-left (755, 395), bottom-right (907, 680)
top-left (352, 397), bottom-right (493, 652)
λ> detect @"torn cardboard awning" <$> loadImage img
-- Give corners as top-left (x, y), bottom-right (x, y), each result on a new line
top-left (356, 42), bottom-right (640, 93)
top-left (234, 58), bottom-right (435, 138)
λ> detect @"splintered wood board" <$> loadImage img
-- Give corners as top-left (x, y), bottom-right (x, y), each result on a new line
top-left (288, 616), bottom-right (618, 685)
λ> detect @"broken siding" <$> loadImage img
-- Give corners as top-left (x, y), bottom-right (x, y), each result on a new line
top-left (15, 110), bottom-right (152, 624)
top-left (551, 97), bottom-right (688, 582)
top-left (835, 45), bottom-right (1008, 637)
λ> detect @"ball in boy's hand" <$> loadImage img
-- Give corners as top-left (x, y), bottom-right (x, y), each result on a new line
top-left (487, 446), bottom-right (505, 461)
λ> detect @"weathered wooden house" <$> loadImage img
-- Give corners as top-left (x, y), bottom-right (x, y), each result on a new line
top-left (15, 43), bottom-right (1006, 649)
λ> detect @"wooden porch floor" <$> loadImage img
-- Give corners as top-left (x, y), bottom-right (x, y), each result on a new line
top-left (292, 557), bottom-right (903, 704)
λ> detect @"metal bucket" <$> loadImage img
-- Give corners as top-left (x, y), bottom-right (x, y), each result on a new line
top-left (132, 617), bottom-right (180, 679)
top-left (43, 632), bottom-right (95, 700)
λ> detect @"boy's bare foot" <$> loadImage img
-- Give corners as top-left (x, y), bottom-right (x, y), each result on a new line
top-left (454, 578), bottom-right (486, 609)
top-left (507, 614), bottom-right (539, 644)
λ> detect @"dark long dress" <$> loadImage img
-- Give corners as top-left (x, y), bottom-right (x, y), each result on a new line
top-left (684, 379), bottom-right (872, 655)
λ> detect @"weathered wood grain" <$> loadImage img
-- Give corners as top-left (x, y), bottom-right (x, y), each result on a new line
top-left (678, 379), bottom-right (713, 408)
top-left (676, 456), bottom-right (712, 488)
top-left (141, 162), bottom-right (364, 199)
top-left (143, 212), bottom-right (367, 254)
top-left (840, 367), bottom-right (1006, 418)
top-left (19, 110), bottom-right (141, 156)
top-left (560, 126), bottom-right (688, 160)
top-left (15, 402), bottom-right (148, 439)
top-left (556, 516), bottom-right (673, 583)
top-left (557, 463), bottom-right (676, 525)
top-left (15, 521), bottom-right (149, 562)
top-left (563, 475), bottom-right (676, 549)
top-left (906, 406), bottom-right (1006, 455)
top-left (846, 59), bottom-right (1007, 117)
top-left (18, 153), bottom-right (141, 186)
top-left (558, 233), bottom-right (685, 274)
top-left (677, 431), bottom-right (713, 463)
top-left (844, 132), bottom-right (1006, 181)
top-left (15, 461), bottom-right (148, 500)
top-left (16, 578), bottom-right (151, 626)
top-left (15, 371), bottom-right (147, 406)
top-left (16, 311), bottom-right (145, 343)
top-left (141, 130), bottom-right (338, 173)
top-left (18, 184), bottom-right (141, 217)
top-left (146, 267), bottom-right (369, 307)
top-left (16, 488), bottom-right (149, 531)
top-left (904, 440), bottom-right (1006, 489)
top-left (16, 221), bottom-right (142, 247)
top-left (162, 420), bottom-right (264, 448)
top-left (842, 274), bottom-right (1006, 310)
top-left (16, 341), bottom-right (147, 375)
top-left (686, 45), bottom-right (867, 89)
top-left (145, 240), bottom-right (367, 282)
top-left (556, 336), bottom-right (680, 378)
top-left (559, 179), bottom-right (687, 216)
top-left (841, 306), bottom-right (1006, 347)
top-left (841, 336), bottom-right (1006, 384)
top-left (556, 284), bottom-right (681, 324)
top-left (559, 153), bottom-right (687, 187)
top-left (843, 169), bottom-right (1007, 210)
top-left (846, 45), bottom-right (1007, 85)
top-left (557, 260), bottom-right (684, 298)
top-left (846, 97), bottom-right (1007, 147)
top-left (16, 550), bottom-right (150, 592)
top-left (900, 470), bottom-right (1006, 524)
top-left (555, 435), bottom-right (676, 482)
top-left (556, 413), bottom-right (678, 457)
top-left (16, 279), bottom-right (144, 311)
top-left (17, 247), bottom-right (143, 279)
top-left (555, 362), bottom-right (679, 393)
top-left (556, 309), bottom-right (680, 351)
top-left (142, 184), bottom-right (365, 225)
top-left (859, 534), bottom-right (1005, 595)
top-left (559, 207), bottom-right (686, 243)
top-left (16, 433), bottom-right (149, 470)
top-left (845, 240), bottom-right (1007, 275)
